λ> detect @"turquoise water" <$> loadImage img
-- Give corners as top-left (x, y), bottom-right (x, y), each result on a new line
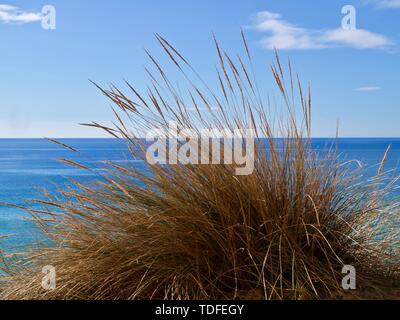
top-left (0, 139), bottom-right (131, 250)
top-left (0, 138), bottom-right (399, 249)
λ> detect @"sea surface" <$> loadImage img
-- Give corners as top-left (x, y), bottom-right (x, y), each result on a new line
top-left (0, 138), bottom-right (399, 250)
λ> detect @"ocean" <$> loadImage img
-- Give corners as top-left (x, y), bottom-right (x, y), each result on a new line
top-left (0, 138), bottom-right (399, 250)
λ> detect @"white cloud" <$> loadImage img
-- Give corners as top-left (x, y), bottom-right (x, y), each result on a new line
top-left (0, 4), bottom-right (42, 23)
top-left (354, 86), bottom-right (382, 91)
top-left (373, 0), bottom-right (400, 8)
top-left (252, 11), bottom-right (392, 50)
top-left (324, 29), bottom-right (391, 49)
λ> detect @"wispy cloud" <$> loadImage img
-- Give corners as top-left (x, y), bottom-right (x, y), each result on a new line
top-left (354, 86), bottom-right (382, 91)
top-left (0, 4), bottom-right (42, 23)
top-left (252, 11), bottom-right (392, 50)
top-left (372, 0), bottom-right (400, 8)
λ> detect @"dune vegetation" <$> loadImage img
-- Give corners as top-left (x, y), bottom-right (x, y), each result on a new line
top-left (0, 34), bottom-right (399, 300)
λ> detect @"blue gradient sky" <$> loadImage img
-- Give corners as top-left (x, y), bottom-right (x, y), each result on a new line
top-left (1, 0), bottom-right (399, 137)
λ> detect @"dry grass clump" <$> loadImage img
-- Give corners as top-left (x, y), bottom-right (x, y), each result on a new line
top-left (0, 34), bottom-right (399, 300)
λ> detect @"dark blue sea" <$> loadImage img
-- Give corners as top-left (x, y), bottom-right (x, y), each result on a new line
top-left (0, 138), bottom-right (399, 250)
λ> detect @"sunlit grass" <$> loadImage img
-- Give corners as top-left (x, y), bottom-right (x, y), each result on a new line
top-left (0, 34), bottom-right (399, 300)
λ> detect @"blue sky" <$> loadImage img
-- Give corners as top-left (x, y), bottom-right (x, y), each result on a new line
top-left (1, 0), bottom-right (399, 137)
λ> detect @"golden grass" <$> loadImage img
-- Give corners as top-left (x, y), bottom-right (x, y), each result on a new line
top-left (0, 34), bottom-right (399, 300)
